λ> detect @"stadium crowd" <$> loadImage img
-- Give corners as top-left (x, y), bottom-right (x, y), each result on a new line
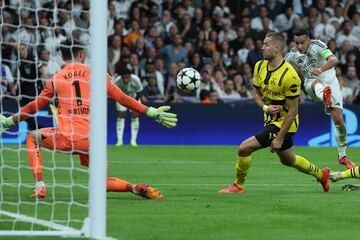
top-left (1, 0), bottom-right (360, 105)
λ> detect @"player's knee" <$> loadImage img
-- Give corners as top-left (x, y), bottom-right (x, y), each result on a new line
top-left (238, 143), bottom-right (251, 156)
top-left (280, 158), bottom-right (293, 166)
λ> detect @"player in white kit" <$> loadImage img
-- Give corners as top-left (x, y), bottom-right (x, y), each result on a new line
top-left (112, 68), bottom-right (143, 146)
top-left (285, 29), bottom-right (356, 169)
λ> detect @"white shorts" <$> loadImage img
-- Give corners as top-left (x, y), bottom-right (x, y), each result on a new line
top-left (304, 76), bottom-right (343, 111)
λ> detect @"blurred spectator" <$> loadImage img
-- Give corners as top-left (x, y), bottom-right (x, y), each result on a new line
top-left (233, 73), bottom-right (252, 98)
top-left (229, 26), bottom-right (246, 53)
top-left (221, 79), bottom-right (241, 100)
top-left (0, 61), bottom-right (15, 101)
top-left (123, 20), bottom-right (143, 47)
top-left (107, 2), bottom-right (117, 36)
top-left (112, 0), bottom-right (132, 20)
top-left (133, 37), bottom-right (147, 60)
top-left (128, 53), bottom-right (141, 77)
top-left (141, 76), bottom-right (164, 103)
top-left (329, 4), bottom-right (345, 25)
top-left (108, 35), bottom-right (122, 70)
top-left (38, 48), bottom-right (61, 78)
top-left (154, 9), bottom-right (175, 38)
top-left (179, 13), bottom-right (197, 43)
top-left (198, 70), bottom-right (222, 100)
top-left (247, 38), bottom-right (263, 68)
top-left (237, 37), bottom-right (254, 64)
top-left (274, 5), bottom-right (300, 32)
top-left (337, 20), bottom-right (360, 48)
top-left (159, 33), bottom-right (188, 69)
top-left (212, 52), bottom-right (227, 76)
top-left (219, 41), bottom-right (232, 67)
top-left (314, 11), bottom-right (336, 44)
top-left (266, 0), bottom-right (284, 21)
top-left (141, 58), bottom-right (165, 95)
top-left (212, 0), bottom-right (235, 28)
top-left (193, 8), bottom-right (204, 31)
top-left (144, 26), bottom-right (158, 49)
top-left (250, 5), bottom-right (273, 32)
top-left (218, 21), bottom-right (237, 44)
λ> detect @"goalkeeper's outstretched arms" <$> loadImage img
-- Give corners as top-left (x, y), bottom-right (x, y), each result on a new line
top-left (107, 78), bottom-right (178, 128)
top-left (0, 79), bottom-right (54, 133)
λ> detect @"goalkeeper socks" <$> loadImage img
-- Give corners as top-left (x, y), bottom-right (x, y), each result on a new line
top-left (292, 155), bottom-right (322, 180)
top-left (335, 124), bottom-right (347, 158)
top-left (106, 178), bottom-right (133, 192)
top-left (116, 118), bottom-right (125, 143)
top-left (342, 166), bottom-right (360, 179)
top-left (234, 155), bottom-right (252, 188)
top-left (130, 117), bottom-right (139, 144)
top-left (314, 82), bottom-right (325, 100)
top-left (26, 133), bottom-right (43, 181)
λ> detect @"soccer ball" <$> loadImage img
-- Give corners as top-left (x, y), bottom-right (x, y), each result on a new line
top-left (176, 68), bottom-right (201, 92)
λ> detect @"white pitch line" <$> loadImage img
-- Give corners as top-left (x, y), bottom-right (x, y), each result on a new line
top-left (1, 160), bottom-right (331, 165)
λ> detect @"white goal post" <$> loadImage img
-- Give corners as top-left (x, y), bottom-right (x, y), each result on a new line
top-left (0, 0), bottom-right (109, 239)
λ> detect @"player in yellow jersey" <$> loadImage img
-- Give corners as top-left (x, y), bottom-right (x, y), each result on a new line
top-left (218, 32), bottom-right (330, 193)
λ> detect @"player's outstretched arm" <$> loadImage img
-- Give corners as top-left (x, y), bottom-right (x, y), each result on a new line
top-left (146, 106), bottom-right (178, 128)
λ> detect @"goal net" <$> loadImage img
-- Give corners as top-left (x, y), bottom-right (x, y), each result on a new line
top-left (0, 0), bottom-right (107, 238)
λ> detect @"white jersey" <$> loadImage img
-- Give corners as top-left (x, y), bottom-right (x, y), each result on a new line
top-left (284, 39), bottom-right (336, 82)
top-left (112, 74), bottom-right (143, 98)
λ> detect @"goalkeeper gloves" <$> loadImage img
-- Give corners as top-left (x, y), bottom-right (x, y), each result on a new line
top-left (0, 114), bottom-right (15, 134)
top-left (146, 106), bottom-right (178, 128)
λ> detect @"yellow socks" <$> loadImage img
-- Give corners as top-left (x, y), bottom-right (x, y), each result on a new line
top-left (292, 155), bottom-right (322, 180)
top-left (234, 155), bottom-right (252, 188)
top-left (343, 166), bottom-right (360, 179)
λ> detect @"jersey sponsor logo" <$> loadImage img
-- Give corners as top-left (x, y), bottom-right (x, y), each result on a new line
top-left (67, 107), bottom-right (89, 115)
top-left (263, 86), bottom-right (281, 96)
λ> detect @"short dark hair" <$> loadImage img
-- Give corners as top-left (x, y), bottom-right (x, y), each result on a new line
top-left (294, 28), bottom-right (310, 37)
top-left (117, 67), bottom-right (132, 76)
top-left (60, 38), bottom-right (85, 61)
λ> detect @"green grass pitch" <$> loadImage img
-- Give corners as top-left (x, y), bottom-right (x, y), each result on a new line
top-left (1, 145), bottom-right (360, 240)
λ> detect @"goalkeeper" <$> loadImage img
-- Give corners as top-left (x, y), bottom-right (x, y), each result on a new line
top-left (0, 38), bottom-right (177, 200)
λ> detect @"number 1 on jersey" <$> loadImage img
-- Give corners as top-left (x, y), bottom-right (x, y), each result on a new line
top-left (72, 80), bottom-right (82, 105)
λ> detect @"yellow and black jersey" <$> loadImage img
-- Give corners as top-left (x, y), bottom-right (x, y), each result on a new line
top-left (253, 59), bottom-right (301, 133)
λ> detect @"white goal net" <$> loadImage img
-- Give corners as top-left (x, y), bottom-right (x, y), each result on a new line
top-left (0, 0), bottom-right (107, 238)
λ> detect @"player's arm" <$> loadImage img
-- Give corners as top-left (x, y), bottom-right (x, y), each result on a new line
top-left (107, 78), bottom-right (177, 128)
top-left (271, 96), bottom-right (298, 151)
top-left (311, 43), bottom-right (338, 76)
top-left (253, 61), bottom-right (281, 115)
top-left (0, 79), bottom-right (54, 130)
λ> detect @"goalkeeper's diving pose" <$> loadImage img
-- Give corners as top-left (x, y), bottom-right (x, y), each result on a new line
top-left (0, 39), bottom-right (177, 199)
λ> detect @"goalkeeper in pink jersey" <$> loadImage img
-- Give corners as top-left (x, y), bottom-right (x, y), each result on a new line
top-left (0, 39), bottom-right (177, 200)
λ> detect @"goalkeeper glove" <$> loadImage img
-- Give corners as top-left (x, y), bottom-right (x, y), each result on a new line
top-left (146, 106), bottom-right (178, 128)
top-left (0, 114), bottom-right (15, 134)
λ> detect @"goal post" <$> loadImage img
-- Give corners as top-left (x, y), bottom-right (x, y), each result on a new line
top-left (89, 0), bottom-right (108, 239)
top-left (0, 0), bottom-right (109, 239)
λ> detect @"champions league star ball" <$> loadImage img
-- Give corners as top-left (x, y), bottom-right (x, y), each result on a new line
top-left (176, 68), bottom-right (202, 93)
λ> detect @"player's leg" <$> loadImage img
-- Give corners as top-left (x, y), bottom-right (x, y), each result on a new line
top-left (26, 128), bottom-right (60, 198)
top-left (115, 103), bottom-right (127, 146)
top-left (130, 111), bottom-right (140, 147)
top-left (26, 130), bottom-right (46, 198)
top-left (78, 154), bottom-right (163, 200)
top-left (329, 166), bottom-right (360, 182)
top-left (219, 126), bottom-right (272, 193)
top-left (310, 79), bottom-right (332, 108)
top-left (327, 84), bottom-right (356, 169)
top-left (277, 146), bottom-right (330, 192)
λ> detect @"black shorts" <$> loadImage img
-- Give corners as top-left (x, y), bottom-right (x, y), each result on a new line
top-left (255, 125), bottom-right (295, 151)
